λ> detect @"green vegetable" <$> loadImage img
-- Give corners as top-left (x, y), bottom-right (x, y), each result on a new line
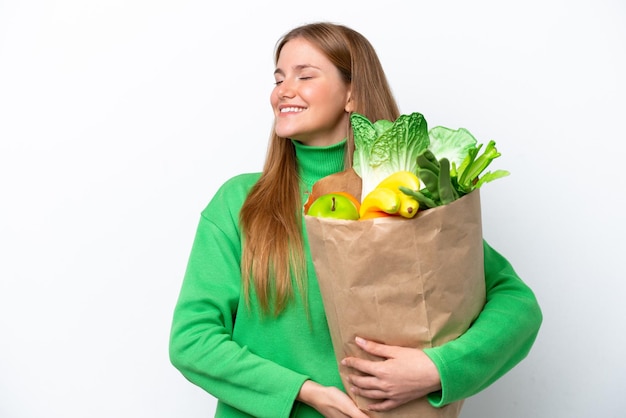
top-left (398, 186), bottom-right (438, 209)
top-left (351, 112), bottom-right (430, 200)
top-left (352, 112), bottom-right (509, 209)
top-left (428, 126), bottom-right (478, 170)
top-left (456, 140), bottom-right (510, 193)
top-left (416, 149), bottom-right (441, 175)
top-left (407, 128), bottom-right (509, 207)
top-left (437, 158), bottom-right (459, 205)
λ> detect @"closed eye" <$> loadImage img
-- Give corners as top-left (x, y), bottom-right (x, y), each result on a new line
top-left (274, 76), bottom-right (312, 85)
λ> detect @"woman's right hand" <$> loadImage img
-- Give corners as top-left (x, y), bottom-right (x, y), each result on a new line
top-left (297, 380), bottom-right (370, 418)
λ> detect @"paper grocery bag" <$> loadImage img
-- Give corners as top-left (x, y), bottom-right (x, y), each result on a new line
top-left (304, 169), bottom-right (486, 417)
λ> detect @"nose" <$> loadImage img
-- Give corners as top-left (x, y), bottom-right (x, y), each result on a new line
top-left (276, 79), bottom-right (295, 99)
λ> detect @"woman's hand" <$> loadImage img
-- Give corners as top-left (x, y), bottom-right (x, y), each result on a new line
top-left (340, 337), bottom-right (441, 412)
top-left (297, 380), bottom-right (370, 418)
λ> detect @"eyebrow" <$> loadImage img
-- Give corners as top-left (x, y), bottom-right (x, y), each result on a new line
top-left (273, 64), bottom-right (321, 76)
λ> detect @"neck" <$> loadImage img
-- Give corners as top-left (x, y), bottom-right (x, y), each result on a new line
top-left (292, 139), bottom-right (347, 191)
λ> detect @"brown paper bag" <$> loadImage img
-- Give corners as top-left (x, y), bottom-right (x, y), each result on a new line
top-left (304, 169), bottom-right (486, 417)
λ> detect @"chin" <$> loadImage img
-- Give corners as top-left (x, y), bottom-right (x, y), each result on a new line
top-left (274, 127), bottom-right (302, 140)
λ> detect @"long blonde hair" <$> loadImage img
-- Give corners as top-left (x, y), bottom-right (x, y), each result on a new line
top-left (240, 22), bottom-right (400, 315)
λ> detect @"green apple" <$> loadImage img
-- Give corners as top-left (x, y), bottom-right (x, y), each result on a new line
top-left (307, 192), bottom-right (360, 220)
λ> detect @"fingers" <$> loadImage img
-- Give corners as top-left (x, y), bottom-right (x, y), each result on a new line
top-left (340, 338), bottom-right (440, 413)
top-left (304, 383), bottom-right (370, 418)
top-left (347, 373), bottom-right (380, 392)
top-left (349, 383), bottom-right (387, 400)
top-left (347, 381), bottom-right (410, 413)
top-left (341, 355), bottom-right (378, 377)
top-left (348, 381), bottom-right (404, 412)
top-left (341, 337), bottom-right (396, 376)
top-left (354, 336), bottom-right (395, 358)
top-left (366, 399), bottom-right (400, 413)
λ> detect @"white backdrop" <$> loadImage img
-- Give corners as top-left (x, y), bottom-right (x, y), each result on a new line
top-left (1, 1), bottom-right (624, 417)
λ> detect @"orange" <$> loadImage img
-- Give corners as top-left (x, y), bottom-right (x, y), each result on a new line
top-left (359, 209), bottom-right (394, 221)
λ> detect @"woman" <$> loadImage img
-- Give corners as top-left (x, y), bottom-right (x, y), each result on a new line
top-left (169, 22), bottom-right (542, 418)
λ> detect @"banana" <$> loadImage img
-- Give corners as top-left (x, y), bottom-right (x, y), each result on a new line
top-left (359, 187), bottom-right (400, 218)
top-left (397, 193), bottom-right (419, 218)
top-left (360, 172), bottom-right (423, 219)
top-left (374, 171), bottom-right (420, 218)
top-left (375, 170), bottom-right (420, 193)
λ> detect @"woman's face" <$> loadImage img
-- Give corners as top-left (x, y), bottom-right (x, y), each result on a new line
top-left (271, 37), bottom-right (353, 147)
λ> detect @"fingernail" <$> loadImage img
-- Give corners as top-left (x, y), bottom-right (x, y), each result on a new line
top-left (355, 336), bottom-right (365, 345)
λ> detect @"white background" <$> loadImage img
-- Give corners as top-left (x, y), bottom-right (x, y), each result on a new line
top-left (1, 1), bottom-right (624, 417)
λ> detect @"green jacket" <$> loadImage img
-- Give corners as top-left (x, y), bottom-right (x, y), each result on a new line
top-left (169, 140), bottom-right (542, 417)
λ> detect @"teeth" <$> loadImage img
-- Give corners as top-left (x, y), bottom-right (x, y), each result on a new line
top-left (280, 107), bottom-right (305, 113)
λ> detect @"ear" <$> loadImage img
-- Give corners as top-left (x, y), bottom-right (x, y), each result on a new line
top-left (345, 93), bottom-right (355, 113)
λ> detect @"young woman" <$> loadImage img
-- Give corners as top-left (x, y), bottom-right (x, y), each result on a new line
top-left (169, 22), bottom-right (542, 418)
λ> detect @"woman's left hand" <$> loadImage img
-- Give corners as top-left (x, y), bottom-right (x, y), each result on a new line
top-left (340, 337), bottom-right (442, 412)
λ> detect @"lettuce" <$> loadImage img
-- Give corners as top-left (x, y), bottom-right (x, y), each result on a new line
top-left (351, 112), bottom-right (430, 199)
top-left (428, 126), bottom-right (478, 170)
top-left (351, 112), bottom-right (509, 204)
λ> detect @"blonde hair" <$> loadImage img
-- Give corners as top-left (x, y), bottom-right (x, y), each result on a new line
top-left (240, 22), bottom-right (400, 315)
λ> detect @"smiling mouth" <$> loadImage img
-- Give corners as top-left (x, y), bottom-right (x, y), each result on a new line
top-left (280, 107), bottom-right (306, 113)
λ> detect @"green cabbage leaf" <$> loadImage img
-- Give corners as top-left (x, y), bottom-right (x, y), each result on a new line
top-left (351, 112), bottom-right (509, 205)
top-left (351, 112), bottom-right (429, 199)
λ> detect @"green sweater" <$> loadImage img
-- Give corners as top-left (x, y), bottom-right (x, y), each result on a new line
top-left (169, 140), bottom-right (542, 417)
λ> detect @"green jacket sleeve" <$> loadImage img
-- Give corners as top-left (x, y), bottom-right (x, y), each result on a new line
top-left (423, 240), bottom-right (543, 407)
top-left (168, 180), bottom-right (309, 418)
